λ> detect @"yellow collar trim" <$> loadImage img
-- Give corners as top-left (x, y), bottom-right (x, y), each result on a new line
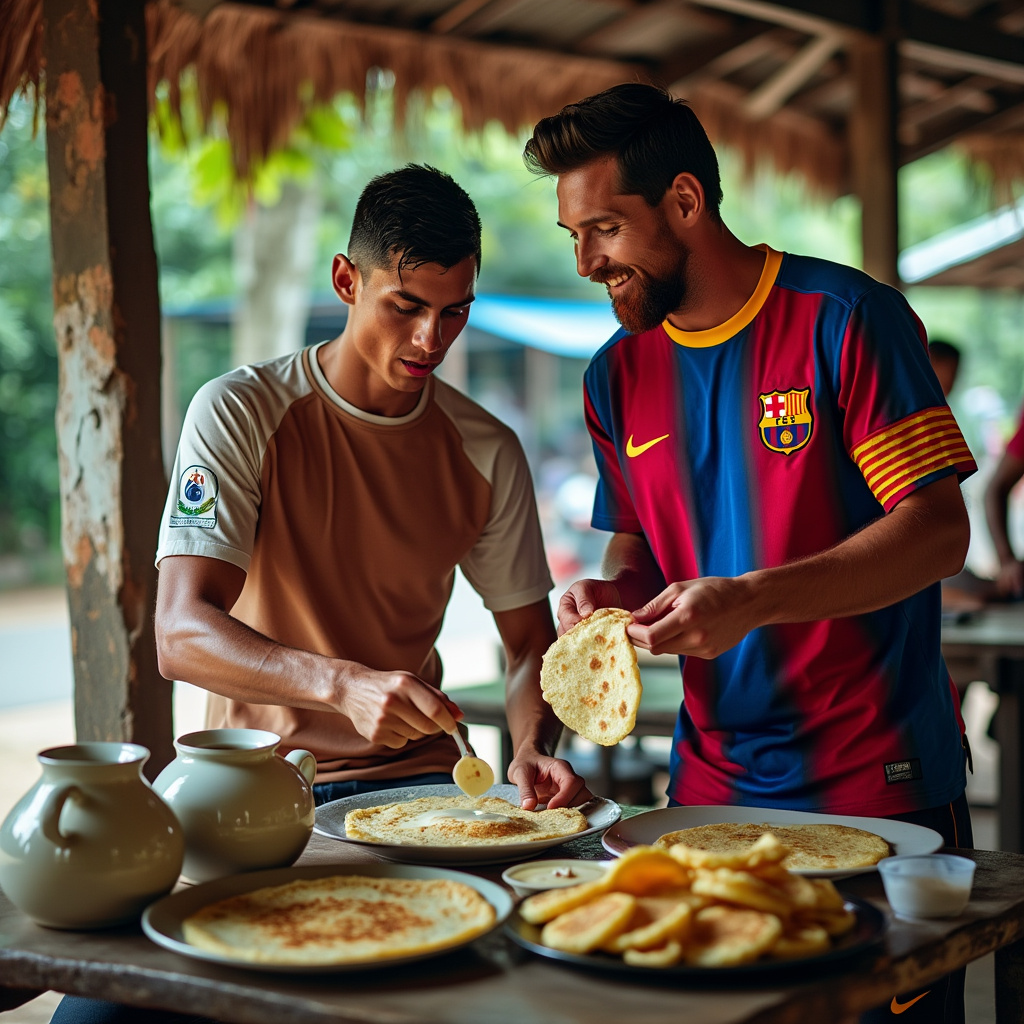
top-left (662, 245), bottom-right (783, 348)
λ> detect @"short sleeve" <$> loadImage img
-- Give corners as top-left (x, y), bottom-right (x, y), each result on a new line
top-left (458, 431), bottom-right (553, 613)
top-left (585, 359), bottom-right (642, 533)
top-left (838, 285), bottom-right (976, 512)
top-left (155, 374), bottom-right (269, 571)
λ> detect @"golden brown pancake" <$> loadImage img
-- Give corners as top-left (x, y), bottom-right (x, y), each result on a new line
top-left (182, 874), bottom-right (495, 965)
top-left (540, 608), bottom-right (642, 745)
top-left (344, 795), bottom-right (587, 847)
top-left (655, 822), bottom-right (890, 871)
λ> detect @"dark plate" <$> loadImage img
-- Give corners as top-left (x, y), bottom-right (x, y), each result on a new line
top-left (505, 895), bottom-right (885, 981)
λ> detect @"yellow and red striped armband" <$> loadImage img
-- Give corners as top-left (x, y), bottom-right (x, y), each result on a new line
top-left (851, 407), bottom-right (976, 511)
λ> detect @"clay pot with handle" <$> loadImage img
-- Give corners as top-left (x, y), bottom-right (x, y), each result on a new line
top-left (153, 728), bottom-right (316, 882)
top-left (0, 742), bottom-right (184, 929)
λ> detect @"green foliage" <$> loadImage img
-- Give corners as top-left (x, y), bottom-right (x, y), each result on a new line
top-left (3, 79), bottom-right (1024, 575)
top-left (0, 97), bottom-right (60, 565)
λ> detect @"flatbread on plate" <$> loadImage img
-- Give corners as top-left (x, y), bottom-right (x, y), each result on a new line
top-left (182, 874), bottom-right (495, 965)
top-left (344, 795), bottom-right (587, 847)
top-left (655, 822), bottom-right (891, 871)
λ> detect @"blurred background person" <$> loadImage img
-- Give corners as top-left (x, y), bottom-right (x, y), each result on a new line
top-left (929, 339), bottom-right (961, 398)
top-left (984, 402), bottom-right (1024, 599)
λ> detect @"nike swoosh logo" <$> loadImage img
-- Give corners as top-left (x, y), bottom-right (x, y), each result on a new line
top-left (626, 432), bottom-right (670, 458)
top-left (890, 991), bottom-right (931, 1014)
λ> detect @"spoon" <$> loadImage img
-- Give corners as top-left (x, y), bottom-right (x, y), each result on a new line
top-left (449, 728), bottom-right (495, 797)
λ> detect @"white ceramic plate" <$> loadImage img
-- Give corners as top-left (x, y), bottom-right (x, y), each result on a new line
top-left (314, 784), bottom-right (621, 866)
top-left (142, 862), bottom-right (513, 973)
top-left (601, 805), bottom-right (942, 879)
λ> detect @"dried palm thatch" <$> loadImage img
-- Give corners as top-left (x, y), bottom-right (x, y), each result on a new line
top-left (1, 0), bottom-right (636, 174)
top-left (685, 80), bottom-right (845, 199)
top-left (956, 134), bottom-right (1024, 203)
top-left (0, 0), bottom-right (43, 131)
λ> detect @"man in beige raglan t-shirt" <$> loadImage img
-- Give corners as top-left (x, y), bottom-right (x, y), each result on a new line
top-left (154, 165), bottom-right (587, 811)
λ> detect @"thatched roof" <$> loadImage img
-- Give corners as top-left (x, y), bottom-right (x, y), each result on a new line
top-left (3, 0), bottom-right (1024, 195)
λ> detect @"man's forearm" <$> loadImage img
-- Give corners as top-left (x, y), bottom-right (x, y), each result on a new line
top-left (744, 477), bottom-right (969, 627)
top-left (505, 652), bottom-right (562, 759)
top-left (602, 532), bottom-right (667, 609)
top-left (157, 601), bottom-right (341, 712)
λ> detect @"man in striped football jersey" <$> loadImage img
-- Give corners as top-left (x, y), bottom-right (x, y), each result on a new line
top-left (526, 84), bottom-right (976, 1023)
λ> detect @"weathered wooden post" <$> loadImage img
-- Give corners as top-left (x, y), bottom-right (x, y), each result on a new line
top-left (848, 30), bottom-right (901, 288)
top-left (42, 0), bottom-right (172, 772)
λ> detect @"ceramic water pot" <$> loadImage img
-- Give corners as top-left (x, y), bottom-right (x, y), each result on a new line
top-left (153, 728), bottom-right (316, 882)
top-left (0, 743), bottom-right (184, 929)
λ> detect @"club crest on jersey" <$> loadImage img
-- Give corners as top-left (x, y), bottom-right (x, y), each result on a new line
top-left (758, 388), bottom-right (813, 455)
top-left (170, 465), bottom-right (219, 528)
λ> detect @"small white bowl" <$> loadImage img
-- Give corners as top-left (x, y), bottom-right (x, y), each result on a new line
top-left (501, 858), bottom-right (610, 897)
top-left (877, 854), bottom-right (976, 919)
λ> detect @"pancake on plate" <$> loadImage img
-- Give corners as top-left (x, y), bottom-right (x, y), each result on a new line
top-left (540, 608), bottom-right (642, 745)
top-left (182, 874), bottom-right (495, 965)
top-left (654, 822), bottom-right (890, 871)
top-left (344, 795), bottom-right (588, 847)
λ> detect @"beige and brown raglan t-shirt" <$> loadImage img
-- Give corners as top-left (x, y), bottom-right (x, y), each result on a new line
top-left (156, 342), bottom-right (553, 782)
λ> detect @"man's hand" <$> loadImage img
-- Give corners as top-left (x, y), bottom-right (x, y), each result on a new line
top-left (508, 746), bottom-right (591, 810)
top-left (556, 579), bottom-right (624, 635)
top-left (335, 667), bottom-right (463, 749)
top-left (628, 576), bottom-right (757, 659)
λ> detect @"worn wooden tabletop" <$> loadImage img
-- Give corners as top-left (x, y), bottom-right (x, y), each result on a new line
top-left (1, 825), bottom-right (1022, 1024)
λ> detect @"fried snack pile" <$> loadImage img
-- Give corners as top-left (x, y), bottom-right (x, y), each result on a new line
top-left (519, 834), bottom-right (856, 968)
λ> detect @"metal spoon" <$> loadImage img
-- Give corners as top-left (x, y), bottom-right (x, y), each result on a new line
top-left (449, 728), bottom-right (495, 797)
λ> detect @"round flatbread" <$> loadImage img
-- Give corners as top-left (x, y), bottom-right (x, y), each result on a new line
top-left (655, 822), bottom-right (891, 871)
top-left (182, 874), bottom-right (496, 965)
top-left (344, 795), bottom-right (587, 847)
top-left (540, 608), bottom-right (642, 745)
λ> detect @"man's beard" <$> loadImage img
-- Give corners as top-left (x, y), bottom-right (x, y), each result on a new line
top-left (597, 254), bottom-right (688, 335)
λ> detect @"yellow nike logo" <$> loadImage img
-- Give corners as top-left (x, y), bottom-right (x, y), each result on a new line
top-left (890, 991), bottom-right (930, 1014)
top-left (626, 432), bottom-right (670, 458)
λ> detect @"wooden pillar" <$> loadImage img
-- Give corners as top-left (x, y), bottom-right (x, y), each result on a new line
top-left (848, 33), bottom-right (900, 288)
top-left (43, 0), bottom-right (173, 774)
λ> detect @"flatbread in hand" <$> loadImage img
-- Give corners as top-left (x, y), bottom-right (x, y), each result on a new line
top-left (540, 608), bottom-right (642, 745)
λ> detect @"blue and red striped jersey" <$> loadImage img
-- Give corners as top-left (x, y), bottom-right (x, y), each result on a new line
top-left (584, 248), bottom-right (976, 815)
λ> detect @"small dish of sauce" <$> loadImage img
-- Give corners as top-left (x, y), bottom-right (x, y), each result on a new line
top-left (877, 854), bottom-right (976, 919)
top-left (501, 858), bottom-right (610, 897)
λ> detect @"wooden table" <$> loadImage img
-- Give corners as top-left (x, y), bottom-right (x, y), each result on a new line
top-left (941, 605), bottom-right (1024, 853)
top-left (1, 830), bottom-right (1022, 1024)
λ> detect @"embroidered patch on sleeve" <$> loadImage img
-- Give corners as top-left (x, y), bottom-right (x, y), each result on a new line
top-left (851, 407), bottom-right (974, 511)
top-left (169, 466), bottom-right (219, 528)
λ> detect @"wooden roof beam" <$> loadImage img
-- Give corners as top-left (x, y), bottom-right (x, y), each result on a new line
top-left (431, 0), bottom-right (502, 34)
top-left (665, 27), bottom-right (790, 91)
top-left (690, 0), bottom-right (1024, 83)
top-left (574, 0), bottom-right (729, 52)
top-left (743, 31), bottom-right (843, 119)
top-left (901, 74), bottom-right (999, 128)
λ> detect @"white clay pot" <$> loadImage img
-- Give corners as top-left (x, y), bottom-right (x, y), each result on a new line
top-left (153, 728), bottom-right (316, 882)
top-left (0, 742), bottom-right (184, 929)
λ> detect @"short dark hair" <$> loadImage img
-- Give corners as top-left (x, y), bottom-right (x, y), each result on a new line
top-left (348, 164), bottom-right (482, 275)
top-left (928, 339), bottom-right (961, 364)
top-left (524, 83), bottom-right (723, 220)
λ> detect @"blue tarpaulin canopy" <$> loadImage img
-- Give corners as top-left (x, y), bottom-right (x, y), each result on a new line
top-left (468, 295), bottom-right (618, 358)
top-left (165, 293), bottom-right (621, 359)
